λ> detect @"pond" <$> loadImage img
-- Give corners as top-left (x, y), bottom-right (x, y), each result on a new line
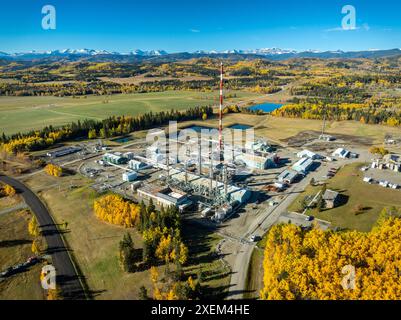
top-left (112, 136), bottom-right (132, 143)
top-left (249, 102), bottom-right (284, 113)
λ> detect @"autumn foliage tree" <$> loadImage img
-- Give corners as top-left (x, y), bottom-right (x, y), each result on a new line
top-left (261, 209), bottom-right (401, 300)
top-left (0, 183), bottom-right (16, 197)
top-left (28, 216), bottom-right (40, 237)
top-left (150, 266), bottom-right (199, 300)
top-left (94, 194), bottom-right (140, 228)
top-left (369, 146), bottom-right (389, 156)
top-left (45, 164), bottom-right (63, 177)
top-left (140, 203), bottom-right (188, 266)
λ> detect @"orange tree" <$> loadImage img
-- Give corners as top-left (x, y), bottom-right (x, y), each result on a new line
top-left (44, 164), bottom-right (63, 177)
top-left (261, 209), bottom-right (401, 300)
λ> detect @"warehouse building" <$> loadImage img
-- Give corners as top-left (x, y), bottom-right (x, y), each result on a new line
top-left (137, 185), bottom-right (192, 212)
top-left (47, 146), bottom-right (82, 158)
top-left (323, 189), bottom-right (340, 209)
top-left (292, 157), bottom-right (314, 174)
top-left (332, 148), bottom-right (350, 159)
top-left (297, 149), bottom-right (321, 160)
top-left (236, 153), bottom-right (277, 170)
top-left (277, 169), bottom-right (299, 184)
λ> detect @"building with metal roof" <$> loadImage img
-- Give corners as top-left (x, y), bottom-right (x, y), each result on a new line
top-left (277, 169), bottom-right (299, 184)
top-left (292, 157), bottom-right (314, 174)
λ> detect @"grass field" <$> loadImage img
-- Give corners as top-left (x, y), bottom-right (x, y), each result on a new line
top-left (0, 90), bottom-right (260, 135)
top-left (0, 209), bottom-right (44, 300)
top-left (23, 172), bottom-right (153, 300)
top-left (244, 247), bottom-right (264, 300)
top-left (182, 223), bottom-right (231, 299)
top-left (288, 163), bottom-right (401, 232)
top-left (0, 194), bottom-right (21, 211)
top-left (190, 113), bottom-right (401, 145)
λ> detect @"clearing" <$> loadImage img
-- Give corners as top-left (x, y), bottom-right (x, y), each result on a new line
top-left (288, 162), bottom-right (401, 232)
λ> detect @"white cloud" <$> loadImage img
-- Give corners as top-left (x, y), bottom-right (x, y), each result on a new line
top-left (324, 24), bottom-right (371, 32)
top-left (189, 29), bottom-right (200, 33)
top-left (324, 26), bottom-right (359, 32)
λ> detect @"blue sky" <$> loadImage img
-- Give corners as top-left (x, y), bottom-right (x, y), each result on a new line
top-left (0, 0), bottom-right (400, 53)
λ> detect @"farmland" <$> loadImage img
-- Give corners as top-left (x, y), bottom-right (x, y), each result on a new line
top-left (0, 90), bottom-right (260, 135)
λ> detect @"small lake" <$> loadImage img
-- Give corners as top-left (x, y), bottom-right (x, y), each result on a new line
top-left (249, 102), bottom-right (284, 113)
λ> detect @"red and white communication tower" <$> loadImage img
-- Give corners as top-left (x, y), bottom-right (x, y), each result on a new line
top-left (219, 62), bottom-right (224, 152)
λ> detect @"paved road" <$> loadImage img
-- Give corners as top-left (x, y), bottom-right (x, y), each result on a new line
top-left (0, 174), bottom-right (86, 300)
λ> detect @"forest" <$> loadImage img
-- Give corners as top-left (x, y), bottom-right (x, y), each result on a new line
top-left (261, 208), bottom-right (401, 300)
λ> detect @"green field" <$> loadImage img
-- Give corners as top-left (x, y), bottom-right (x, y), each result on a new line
top-left (288, 163), bottom-right (401, 232)
top-left (0, 90), bottom-right (260, 135)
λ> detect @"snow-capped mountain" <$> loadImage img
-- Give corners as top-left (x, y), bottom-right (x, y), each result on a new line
top-left (201, 48), bottom-right (298, 55)
top-left (0, 48), bottom-right (400, 61)
top-left (130, 49), bottom-right (168, 56)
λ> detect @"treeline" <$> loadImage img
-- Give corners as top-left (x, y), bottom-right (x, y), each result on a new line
top-left (289, 83), bottom-right (371, 103)
top-left (272, 100), bottom-right (401, 127)
top-left (0, 105), bottom-right (213, 153)
top-left (0, 74), bottom-right (289, 97)
top-left (290, 75), bottom-right (401, 103)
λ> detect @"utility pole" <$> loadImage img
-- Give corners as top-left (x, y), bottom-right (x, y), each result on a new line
top-left (219, 62), bottom-right (224, 154)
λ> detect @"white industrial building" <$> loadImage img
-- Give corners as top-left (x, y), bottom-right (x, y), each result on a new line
top-left (129, 159), bottom-right (148, 171)
top-left (297, 149), bottom-right (321, 160)
top-left (236, 153), bottom-right (277, 170)
top-left (332, 148), bottom-right (350, 159)
top-left (277, 170), bottom-right (299, 184)
top-left (292, 157), bottom-right (314, 174)
top-left (122, 171), bottom-right (138, 182)
top-left (137, 185), bottom-right (192, 212)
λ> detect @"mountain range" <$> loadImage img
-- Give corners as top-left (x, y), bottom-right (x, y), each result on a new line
top-left (0, 48), bottom-right (400, 62)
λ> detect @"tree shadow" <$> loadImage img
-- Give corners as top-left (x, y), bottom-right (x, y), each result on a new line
top-left (0, 239), bottom-right (31, 248)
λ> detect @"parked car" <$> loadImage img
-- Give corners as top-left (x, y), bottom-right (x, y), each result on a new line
top-left (249, 235), bottom-right (258, 242)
